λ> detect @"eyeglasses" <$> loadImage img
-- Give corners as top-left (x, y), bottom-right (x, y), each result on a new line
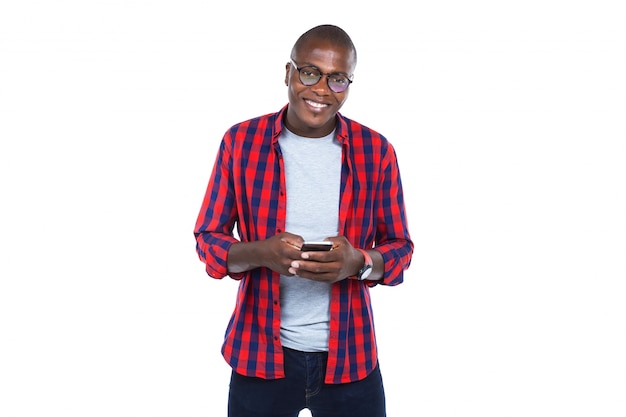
top-left (289, 59), bottom-right (353, 93)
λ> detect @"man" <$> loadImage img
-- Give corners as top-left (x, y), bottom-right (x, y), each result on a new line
top-left (194, 24), bottom-right (413, 417)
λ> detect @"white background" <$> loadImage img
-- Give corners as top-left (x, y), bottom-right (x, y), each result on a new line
top-left (1, 1), bottom-right (625, 416)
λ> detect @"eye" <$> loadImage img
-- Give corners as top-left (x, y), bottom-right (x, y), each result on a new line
top-left (301, 68), bottom-right (319, 78)
top-left (330, 75), bottom-right (348, 85)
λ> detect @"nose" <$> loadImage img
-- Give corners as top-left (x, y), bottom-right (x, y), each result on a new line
top-left (310, 76), bottom-right (331, 95)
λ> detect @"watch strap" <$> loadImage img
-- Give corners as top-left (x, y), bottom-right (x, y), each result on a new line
top-left (356, 248), bottom-right (373, 280)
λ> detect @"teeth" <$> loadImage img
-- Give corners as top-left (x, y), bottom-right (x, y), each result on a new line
top-left (306, 100), bottom-right (326, 108)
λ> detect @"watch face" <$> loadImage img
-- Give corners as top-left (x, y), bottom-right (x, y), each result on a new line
top-left (359, 265), bottom-right (372, 280)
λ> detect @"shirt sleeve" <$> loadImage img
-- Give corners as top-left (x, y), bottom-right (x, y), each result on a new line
top-left (193, 133), bottom-right (245, 280)
top-left (370, 140), bottom-right (414, 287)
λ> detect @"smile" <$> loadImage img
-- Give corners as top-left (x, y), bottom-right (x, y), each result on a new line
top-left (305, 99), bottom-right (328, 109)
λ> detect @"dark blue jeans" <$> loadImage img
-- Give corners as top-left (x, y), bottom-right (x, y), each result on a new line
top-left (228, 347), bottom-right (386, 417)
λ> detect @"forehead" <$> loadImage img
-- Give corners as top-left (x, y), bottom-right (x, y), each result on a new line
top-left (294, 39), bottom-right (356, 74)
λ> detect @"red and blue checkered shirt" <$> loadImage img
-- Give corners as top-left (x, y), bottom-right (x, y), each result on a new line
top-left (194, 105), bottom-right (413, 384)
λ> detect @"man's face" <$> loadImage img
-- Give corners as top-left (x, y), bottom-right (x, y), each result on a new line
top-left (284, 39), bottom-right (356, 138)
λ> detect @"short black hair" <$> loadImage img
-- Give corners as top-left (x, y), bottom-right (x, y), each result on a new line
top-left (291, 24), bottom-right (357, 64)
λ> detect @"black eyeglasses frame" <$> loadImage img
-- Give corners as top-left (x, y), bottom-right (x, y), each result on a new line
top-left (289, 59), bottom-right (354, 93)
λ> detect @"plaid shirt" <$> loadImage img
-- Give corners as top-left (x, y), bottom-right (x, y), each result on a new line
top-left (194, 105), bottom-right (413, 384)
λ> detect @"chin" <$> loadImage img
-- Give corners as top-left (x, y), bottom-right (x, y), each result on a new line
top-left (305, 110), bottom-right (334, 126)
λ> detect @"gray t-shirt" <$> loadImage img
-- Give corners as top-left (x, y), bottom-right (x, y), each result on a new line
top-left (278, 127), bottom-right (342, 352)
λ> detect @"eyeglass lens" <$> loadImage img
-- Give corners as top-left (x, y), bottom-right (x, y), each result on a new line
top-left (298, 67), bottom-right (350, 93)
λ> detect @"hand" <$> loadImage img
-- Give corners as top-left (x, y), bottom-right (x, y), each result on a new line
top-left (288, 236), bottom-right (362, 283)
top-left (227, 232), bottom-right (304, 275)
top-left (260, 232), bottom-right (306, 276)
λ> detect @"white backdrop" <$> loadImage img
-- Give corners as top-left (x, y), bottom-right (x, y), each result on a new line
top-left (1, 1), bottom-right (625, 416)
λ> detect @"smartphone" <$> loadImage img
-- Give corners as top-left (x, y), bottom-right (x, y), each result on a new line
top-left (300, 241), bottom-right (333, 251)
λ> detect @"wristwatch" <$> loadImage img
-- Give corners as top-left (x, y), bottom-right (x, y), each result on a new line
top-left (356, 248), bottom-right (373, 280)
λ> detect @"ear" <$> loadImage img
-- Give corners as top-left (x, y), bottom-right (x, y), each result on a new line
top-left (284, 62), bottom-right (291, 86)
